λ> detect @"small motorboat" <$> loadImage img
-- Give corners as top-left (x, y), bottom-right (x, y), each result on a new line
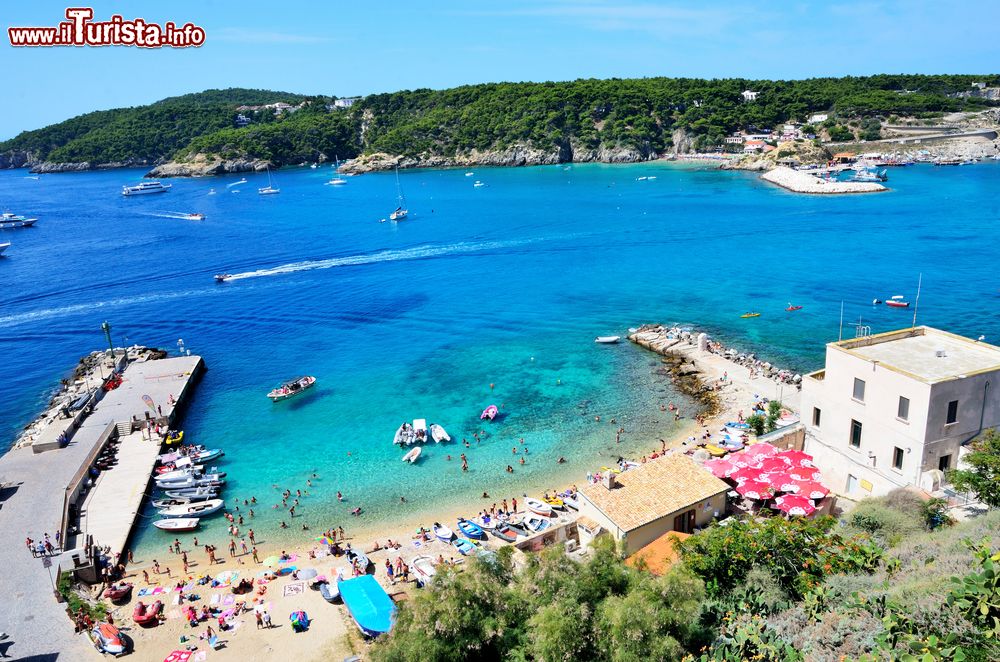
top-left (154, 465), bottom-right (204, 482)
top-left (740, 312), bottom-right (761, 319)
top-left (157, 498), bottom-right (225, 518)
top-left (267, 375), bottom-right (317, 401)
top-left (432, 522), bottom-right (454, 542)
top-left (473, 180), bottom-right (486, 188)
top-left (164, 486), bottom-right (219, 499)
top-left (465, 172), bottom-right (475, 177)
top-left (401, 446), bottom-right (422, 463)
top-left (412, 419), bottom-right (429, 443)
top-left (524, 514), bottom-right (550, 533)
top-left (429, 423), bottom-right (451, 443)
top-left (785, 304), bottom-right (803, 312)
top-left (452, 538), bottom-right (475, 555)
top-left (525, 497), bottom-right (553, 516)
top-left (872, 298), bottom-right (883, 305)
top-left (103, 583), bottom-right (133, 603)
top-left (184, 213), bottom-right (206, 221)
top-left (561, 494), bottom-right (580, 511)
top-left (885, 295), bottom-right (910, 308)
top-left (595, 336), bottom-right (621, 344)
top-left (164, 430), bottom-right (184, 446)
top-left (542, 496), bottom-right (565, 510)
top-left (456, 517), bottom-right (486, 540)
top-left (481, 405), bottom-right (498, 421)
top-left (191, 448), bottom-right (224, 463)
top-left (489, 524), bottom-right (518, 543)
top-left (214, 274), bottom-right (232, 283)
top-left (152, 517), bottom-right (200, 532)
top-left (410, 555), bottom-right (437, 586)
top-left (92, 622), bottom-right (129, 656)
top-left (132, 600), bottom-right (163, 626)
top-left (155, 474), bottom-right (225, 490)
top-left (152, 496), bottom-right (208, 509)
top-left (0, 242), bottom-right (9, 256)
top-left (346, 550), bottom-right (371, 574)
top-left (394, 422), bottom-right (415, 446)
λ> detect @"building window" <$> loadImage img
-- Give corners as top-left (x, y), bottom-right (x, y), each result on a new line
top-left (892, 447), bottom-right (904, 470)
top-left (853, 378), bottom-right (866, 402)
top-left (812, 407), bottom-right (821, 427)
top-left (849, 419), bottom-right (863, 448)
top-left (939, 454), bottom-right (952, 472)
top-left (946, 400), bottom-right (959, 425)
top-left (897, 396), bottom-right (909, 421)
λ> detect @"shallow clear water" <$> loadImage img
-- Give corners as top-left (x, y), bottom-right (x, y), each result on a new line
top-left (1, 160), bottom-right (998, 555)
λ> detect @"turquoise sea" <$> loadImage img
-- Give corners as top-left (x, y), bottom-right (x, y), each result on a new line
top-left (1, 160), bottom-right (998, 556)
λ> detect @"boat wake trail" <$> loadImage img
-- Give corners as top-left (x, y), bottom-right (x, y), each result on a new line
top-left (223, 238), bottom-right (540, 282)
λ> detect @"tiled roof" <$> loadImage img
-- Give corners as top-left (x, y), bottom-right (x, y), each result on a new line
top-left (579, 454), bottom-right (728, 532)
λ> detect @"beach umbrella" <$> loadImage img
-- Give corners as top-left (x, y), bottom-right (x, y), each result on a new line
top-left (778, 449), bottom-right (815, 467)
top-left (261, 555), bottom-right (282, 567)
top-left (758, 456), bottom-right (791, 473)
top-left (296, 568), bottom-right (318, 580)
top-left (766, 471), bottom-right (798, 492)
top-left (744, 442), bottom-right (778, 460)
top-left (314, 535), bottom-right (335, 546)
top-left (727, 451), bottom-right (756, 469)
top-left (789, 467), bottom-right (822, 482)
top-left (736, 480), bottom-right (775, 500)
top-left (704, 458), bottom-right (735, 478)
top-left (730, 467), bottom-right (766, 484)
top-left (774, 494), bottom-right (816, 517)
top-left (793, 481), bottom-right (829, 500)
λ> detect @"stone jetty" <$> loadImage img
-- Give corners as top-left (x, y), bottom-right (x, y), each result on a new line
top-left (761, 166), bottom-right (887, 194)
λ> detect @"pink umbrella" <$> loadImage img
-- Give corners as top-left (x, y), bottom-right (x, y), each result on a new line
top-left (778, 449), bottom-right (815, 467)
top-left (704, 458), bottom-right (735, 479)
top-left (727, 451), bottom-right (756, 469)
top-left (730, 467), bottom-right (766, 484)
top-left (744, 442), bottom-right (778, 459)
top-left (789, 467), bottom-right (822, 482)
top-left (758, 456), bottom-right (791, 473)
top-left (766, 471), bottom-right (798, 492)
top-left (736, 480), bottom-right (775, 500)
top-left (793, 481), bottom-right (829, 500)
top-left (774, 494), bottom-right (816, 516)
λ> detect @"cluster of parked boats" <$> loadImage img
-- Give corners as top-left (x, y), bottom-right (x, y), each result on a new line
top-left (150, 443), bottom-right (227, 532)
top-left (394, 419), bottom-right (450, 447)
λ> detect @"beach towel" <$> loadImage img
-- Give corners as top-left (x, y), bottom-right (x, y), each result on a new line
top-left (222, 595), bottom-right (236, 606)
top-left (163, 652), bottom-right (193, 662)
top-left (282, 582), bottom-right (304, 597)
top-left (166, 608), bottom-right (181, 620)
top-left (281, 553), bottom-right (298, 563)
top-left (193, 653), bottom-right (207, 662)
top-left (137, 587), bottom-right (153, 597)
top-left (210, 594), bottom-right (221, 605)
top-left (152, 586), bottom-right (165, 595)
top-left (172, 594), bottom-right (182, 606)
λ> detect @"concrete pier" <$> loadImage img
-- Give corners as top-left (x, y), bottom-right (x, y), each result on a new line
top-left (0, 350), bottom-right (203, 660)
top-left (761, 166), bottom-right (887, 194)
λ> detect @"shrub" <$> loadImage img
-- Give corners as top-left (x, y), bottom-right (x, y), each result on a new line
top-left (848, 502), bottom-right (922, 545)
top-left (746, 414), bottom-right (766, 436)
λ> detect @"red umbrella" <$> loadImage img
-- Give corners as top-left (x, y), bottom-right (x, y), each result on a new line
top-left (730, 467), bottom-right (766, 484)
top-left (758, 456), bottom-right (791, 473)
top-left (736, 480), bottom-right (775, 500)
top-left (793, 481), bottom-right (829, 500)
top-left (727, 451), bottom-right (756, 469)
top-left (774, 494), bottom-right (816, 516)
top-left (778, 449), bottom-right (815, 467)
top-left (704, 458), bottom-right (735, 479)
top-left (789, 468), bottom-right (822, 482)
top-left (744, 442), bottom-right (778, 459)
top-left (766, 471), bottom-right (798, 492)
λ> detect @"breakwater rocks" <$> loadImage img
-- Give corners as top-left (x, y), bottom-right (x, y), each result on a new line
top-left (761, 166), bottom-right (886, 194)
top-left (146, 154), bottom-right (272, 178)
top-left (629, 326), bottom-right (720, 416)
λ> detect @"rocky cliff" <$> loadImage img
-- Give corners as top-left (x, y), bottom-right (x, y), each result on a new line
top-left (721, 140), bottom-right (832, 172)
top-left (146, 154), bottom-right (272, 177)
top-left (0, 150), bottom-right (37, 169)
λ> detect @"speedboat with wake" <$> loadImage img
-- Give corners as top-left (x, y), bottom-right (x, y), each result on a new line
top-left (214, 273), bottom-right (232, 283)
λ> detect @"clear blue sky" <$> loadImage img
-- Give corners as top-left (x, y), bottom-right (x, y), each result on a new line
top-left (1, 0), bottom-right (998, 139)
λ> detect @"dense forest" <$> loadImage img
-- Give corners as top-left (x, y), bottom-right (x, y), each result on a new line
top-left (1, 75), bottom-right (997, 168)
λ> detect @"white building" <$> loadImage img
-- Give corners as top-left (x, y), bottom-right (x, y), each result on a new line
top-left (742, 90), bottom-right (759, 102)
top-left (333, 97), bottom-right (359, 109)
top-left (801, 327), bottom-right (1000, 498)
top-left (725, 135), bottom-right (745, 145)
top-left (808, 113), bottom-right (829, 124)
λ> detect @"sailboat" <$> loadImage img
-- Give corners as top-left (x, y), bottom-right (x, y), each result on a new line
top-left (328, 156), bottom-right (347, 186)
top-left (258, 167), bottom-right (280, 195)
top-left (389, 167), bottom-right (408, 220)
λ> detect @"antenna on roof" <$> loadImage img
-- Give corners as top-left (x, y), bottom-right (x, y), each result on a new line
top-left (911, 273), bottom-right (922, 328)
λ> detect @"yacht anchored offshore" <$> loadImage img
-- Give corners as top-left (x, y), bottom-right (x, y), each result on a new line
top-left (122, 181), bottom-right (172, 196)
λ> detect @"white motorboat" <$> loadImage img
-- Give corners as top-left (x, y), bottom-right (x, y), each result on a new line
top-left (402, 446), bottom-right (422, 463)
top-left (524, 514), bottom-right (550, 532)
top-left (429, 424), bottom-right (450, 443)
top-left (412, 419), bottom-right (428, 443)
top-left (595, 336), bottom-right (621, 344)
top-left (267, 376), bottom-right (316, 401)
top-left (389, 167), bottom-right (408, 220)
top-left (157, 498), bottom-right (225, 518)
top-left (258, 167), bottom-right (280, 195)
top-left (152, 495), bottom-right (212, 509)
top-left (393, 423), bottom-right (415, 446)
top-left (0, 242), bottom-right (9, 256)
top-left (473, 180), bottom-right (486, 188)
top-left (155, 474), bottom-right (225, 490)
top-left (153, 518), bottom-right (200, 532)
top-left (432, 522), bottom-right (454, 542)
top-left (410, 555), bottom-right (437, 586)
top-left (464, 172), bottom-right (474, 177)
top-left (525, 497), bottom-right (553, 516)
top-left (155, 466), bottom-right (205, 482)
top-left (0, 212), bottom-right (38, 228)
top-left (122, 181), bottom-right (171, 196)
top-left (183, 213), bottom-right (205, 221)
top-left (164, 486), bottom-right (220, 499)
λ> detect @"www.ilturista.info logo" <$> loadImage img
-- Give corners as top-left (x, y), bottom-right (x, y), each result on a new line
top-left (8, 8), bottom-right (205, 48)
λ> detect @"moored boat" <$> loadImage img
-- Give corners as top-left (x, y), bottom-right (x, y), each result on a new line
top-left (338, 575), bottom-right (396, 637)
top-left (92, 622), bottom-right (129, 656)
top-left (132, 600), bottom-right (163, 626)
top-left (456, 517), bottom-right (486, 540)
top-left (401, 446), bottom-right (421, 463)
top-left (429, 423), bottom-right (450, 443)
top-left (157, 498), bottom-right (225, 518)
top-left (525, 497), bottom-right (553, 516)
top-left (267, 375), bottom-right (316, 401)
top-left (388, 167), bottom-right (408, 220)
top-left (524, 514), bottom-right (550, 532)
top-left (542, 496), bottom-right (565, 510)
top-left (319, 580), bottom-right (340, 603)
top-left (489, 523), bottom-right (518, 543)
top-left (432, 522), bottom-right (454, 542)
top-left (452, 538), bottom-right (475, 555)
top-left (885, 295), bottom-right (910, 308)
top-left (152, 517), bottom-right (200, 532)
top-left (410, 555), bottom-right (437, 586)
top-left (164, 486), bottom-right (219, 499)
top-left (595, 335), bottom-right (620, 344)
top-left (122, 181), bottom-right (171, 196)
top-left (480, 405), bottom-right (498, 421)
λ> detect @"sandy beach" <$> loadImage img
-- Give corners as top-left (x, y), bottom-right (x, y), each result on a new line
top-left (74, 327), bottom-right (802, 661)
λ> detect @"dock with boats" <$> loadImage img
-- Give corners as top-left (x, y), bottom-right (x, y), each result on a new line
top-left (762, 166), bottom-right (887, 194)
